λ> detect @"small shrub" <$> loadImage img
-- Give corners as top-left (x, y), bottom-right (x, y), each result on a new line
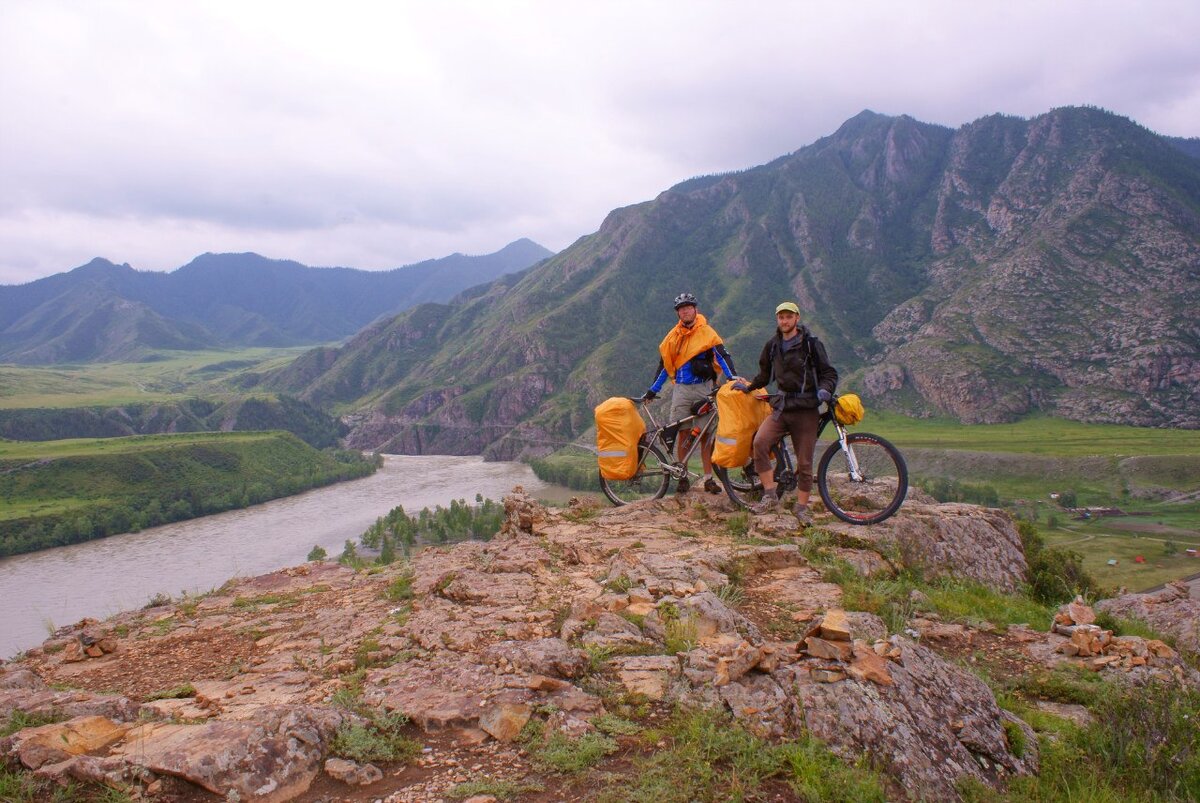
top-left (713, 583), bottom-right (745, 608)
top-left (1018, 521), bottom-right (1101, 604)
top-left (385, 567), bottom-right (415, 601)
top-left (448, 778), bottom-right (545, 800)
top-left (530, 731), bottom-right (618, 774)
top-left (605, 575), bottom-right (633, 593)
top-left (663, 617), bottom-right (698, 655)
top-left (592, 713), bottom-right (643, 736)
top-left (594, 707), bottom-right (886, 803)
top-left (307, 544), bottom-right (327, 561)
top-left (1, 709), bottom-right (67, 738)
top-left (726, 512), bottom-right (750, 538)
top-left (1093, 610), bottom-right (1172, 643)
top-left (1009, 664), bottom-right (1116, 707)
top-left (146, 683), bottom-right (197, 701)
top-left (330, 711), bottom-right (420, 764)
top-left (583, 644), bottom-right (615, 675)
top-left (780, 738), bottom-right (887, 803)
top-left (1002, 719), bottom-right (1027, 759)
top-left (143, 591), bottom-right (173, 608)
top-left (338, 539), bottom-right (364, 568)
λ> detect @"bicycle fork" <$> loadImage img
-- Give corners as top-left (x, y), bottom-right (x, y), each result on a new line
top-left (836, 423), bottom-right (865, 482)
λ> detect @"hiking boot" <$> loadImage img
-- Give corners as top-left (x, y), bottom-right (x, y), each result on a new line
top-left (750, 492), bottom-right (779, 515)
top-left (704, 477), bottom-right (721, 495)
top-left (676, 476), bottom-right (690, 494)
top-left (793, 505), bottom-right (813, 526)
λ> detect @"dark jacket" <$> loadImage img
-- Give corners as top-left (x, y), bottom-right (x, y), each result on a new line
top-left (745, 327), bottom-right (838, 409)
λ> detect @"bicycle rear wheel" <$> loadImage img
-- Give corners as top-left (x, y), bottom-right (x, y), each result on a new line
top-left (600, 442), bottom-right (672, 505)
top-left (816, 433), bottom-right (907, 525)
top-left (714, 443), bottom-right (790, 510)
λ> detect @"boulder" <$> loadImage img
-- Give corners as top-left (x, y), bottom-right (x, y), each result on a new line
top-left (786, 638), bottom-right (1037, 800)
top-left (478, 700), bottom-right (532, 743)
top-left (323, 757), bottom-right (382, 786)
top-left (6, 716), bottom-right (130, 769)
top-left (1096, 581), bottom-right (1200, 658)
top-left (482, 639), bottom-right (588, 679)
top-left (825, 503), bottom-right (1028, 593)
top-left (112, 705), bottom-right (341, 802)
top-left (611, 655), bottom-right (680, 701)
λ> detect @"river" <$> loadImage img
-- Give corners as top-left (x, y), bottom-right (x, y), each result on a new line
top-left (0, 455), bottom-right (566, 659)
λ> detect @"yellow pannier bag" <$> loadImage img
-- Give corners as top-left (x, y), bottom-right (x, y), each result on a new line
top-left (835, 393), bottom-right (865, 425)
top-left (712, 383), bottom-right (771, 468)
top-left (594, 397), bottom-right (647, 480)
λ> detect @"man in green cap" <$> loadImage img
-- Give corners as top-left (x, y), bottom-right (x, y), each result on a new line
top-left (732, 301), bottom-right (838, 524)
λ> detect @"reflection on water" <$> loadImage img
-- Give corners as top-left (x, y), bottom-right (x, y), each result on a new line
top-left (0, 455), bottom-right (555, 658)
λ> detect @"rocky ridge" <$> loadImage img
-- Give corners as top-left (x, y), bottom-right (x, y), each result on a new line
top-left (2, 491), bottom-right (1196, 801)
top-left (269, 107), bottom-right (1200, 458)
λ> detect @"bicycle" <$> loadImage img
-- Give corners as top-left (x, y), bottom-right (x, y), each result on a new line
top-left (599, 390), bottom-right (740, 505)
top-left (712, 394), bottom-right (908, 525)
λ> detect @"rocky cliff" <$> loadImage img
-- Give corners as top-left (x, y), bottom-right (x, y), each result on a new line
top-left (269, 107), bottom-right (1199, 457)
top-left (2, 492), bottom-right (1195, 801)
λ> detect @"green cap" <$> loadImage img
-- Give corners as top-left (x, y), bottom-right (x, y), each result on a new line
top-left (775, 301), bottom-right (800, 315)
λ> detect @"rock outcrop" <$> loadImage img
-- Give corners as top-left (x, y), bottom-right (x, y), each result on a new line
top-left (1096, 580), bottom-right (1200, 658)
top-left (2, 491), bottom-right (1185, 800)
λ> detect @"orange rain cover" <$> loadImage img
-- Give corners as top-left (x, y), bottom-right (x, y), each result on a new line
top-left (594, 397), bottom-right (647, 480)
top-left (712, 383), bottom-right (771, 468)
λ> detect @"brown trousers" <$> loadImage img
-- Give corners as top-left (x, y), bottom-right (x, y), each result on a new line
top-left (752, 407), bottom-right (819, 492)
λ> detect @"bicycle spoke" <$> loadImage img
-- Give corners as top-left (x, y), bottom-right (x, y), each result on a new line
top-left (818, 433), bottom-right (907, 524)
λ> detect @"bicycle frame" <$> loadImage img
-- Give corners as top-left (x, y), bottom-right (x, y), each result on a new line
top-left (637, 397), bottom-right (719, 481)
top-left (755, 402), bottom-right (860, 488)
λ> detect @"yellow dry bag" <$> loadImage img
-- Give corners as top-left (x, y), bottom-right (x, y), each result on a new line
top-left (712, 383), bottom-right (772, 468)
top-left (834, 393), bottom-right (865, 425)
top-left (594, 397), bottom-right (647, 480)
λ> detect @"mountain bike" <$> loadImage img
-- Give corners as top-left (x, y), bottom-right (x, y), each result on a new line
top-left (712, 394), bottom-right (908, 525)
top-left (599, 390), bottom-right (748, 505)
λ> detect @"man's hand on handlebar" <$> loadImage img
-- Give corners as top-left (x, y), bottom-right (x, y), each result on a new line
top-left (817, 389), bottom-right (832, 403)
top-left (641, 390), bottom-right (658, 402)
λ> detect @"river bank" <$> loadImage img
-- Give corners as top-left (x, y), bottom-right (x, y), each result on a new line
top-left (0, 455), bottom-right (560, 659)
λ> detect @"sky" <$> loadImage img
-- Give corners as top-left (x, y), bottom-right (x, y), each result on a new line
top-left (2, 1), bottom-right (1198, 285)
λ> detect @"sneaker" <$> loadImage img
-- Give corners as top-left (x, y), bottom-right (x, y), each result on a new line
top-left (793, 505), bottom-right (813, 526)
top-left (676, 476), bottom-right (690, 494)
top-left (704, 477), bottom-right (721, 495)
top-left (750, 492), bottom-right (779, 515)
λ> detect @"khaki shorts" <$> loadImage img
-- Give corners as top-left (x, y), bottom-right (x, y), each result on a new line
top-left (670, 381), bottom-right (716, 428)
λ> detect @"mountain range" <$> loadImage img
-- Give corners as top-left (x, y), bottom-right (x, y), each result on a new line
top-left (0, 239), bottom-right (553, 363)
top-left (263, 106), bottom-right (1200, 457)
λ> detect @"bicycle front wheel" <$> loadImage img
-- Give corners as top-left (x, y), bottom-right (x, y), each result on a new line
top-left (714, 443), bottom-right (790, 510)
top-left (599, 442), bottom-right (672, 505)
top-left (817, 433), bottom-right (907, 525)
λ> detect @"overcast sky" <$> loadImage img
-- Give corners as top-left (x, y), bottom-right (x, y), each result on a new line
top-left (1, 1), bottom-right (1198, 285)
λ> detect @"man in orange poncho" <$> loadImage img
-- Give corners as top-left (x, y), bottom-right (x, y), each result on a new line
top-left (644, 293), bottom-right (738, 493)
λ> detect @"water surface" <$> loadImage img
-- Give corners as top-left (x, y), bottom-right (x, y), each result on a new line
top-left (0, 455), bottom-right (557, 658)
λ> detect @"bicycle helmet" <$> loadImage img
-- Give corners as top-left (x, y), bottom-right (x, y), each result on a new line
top-left (673, 292), bottom-right (698, 310)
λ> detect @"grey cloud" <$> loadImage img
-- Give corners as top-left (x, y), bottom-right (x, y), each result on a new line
top-left (2, 1), bottom-right (1198, 283)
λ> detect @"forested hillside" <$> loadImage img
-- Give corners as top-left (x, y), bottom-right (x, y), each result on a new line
top-left (0, 432), bottom-right (377, 556)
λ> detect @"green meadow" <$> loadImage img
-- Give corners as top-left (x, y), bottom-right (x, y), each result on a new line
top-left (0, 347), bottom-right (309, 409)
